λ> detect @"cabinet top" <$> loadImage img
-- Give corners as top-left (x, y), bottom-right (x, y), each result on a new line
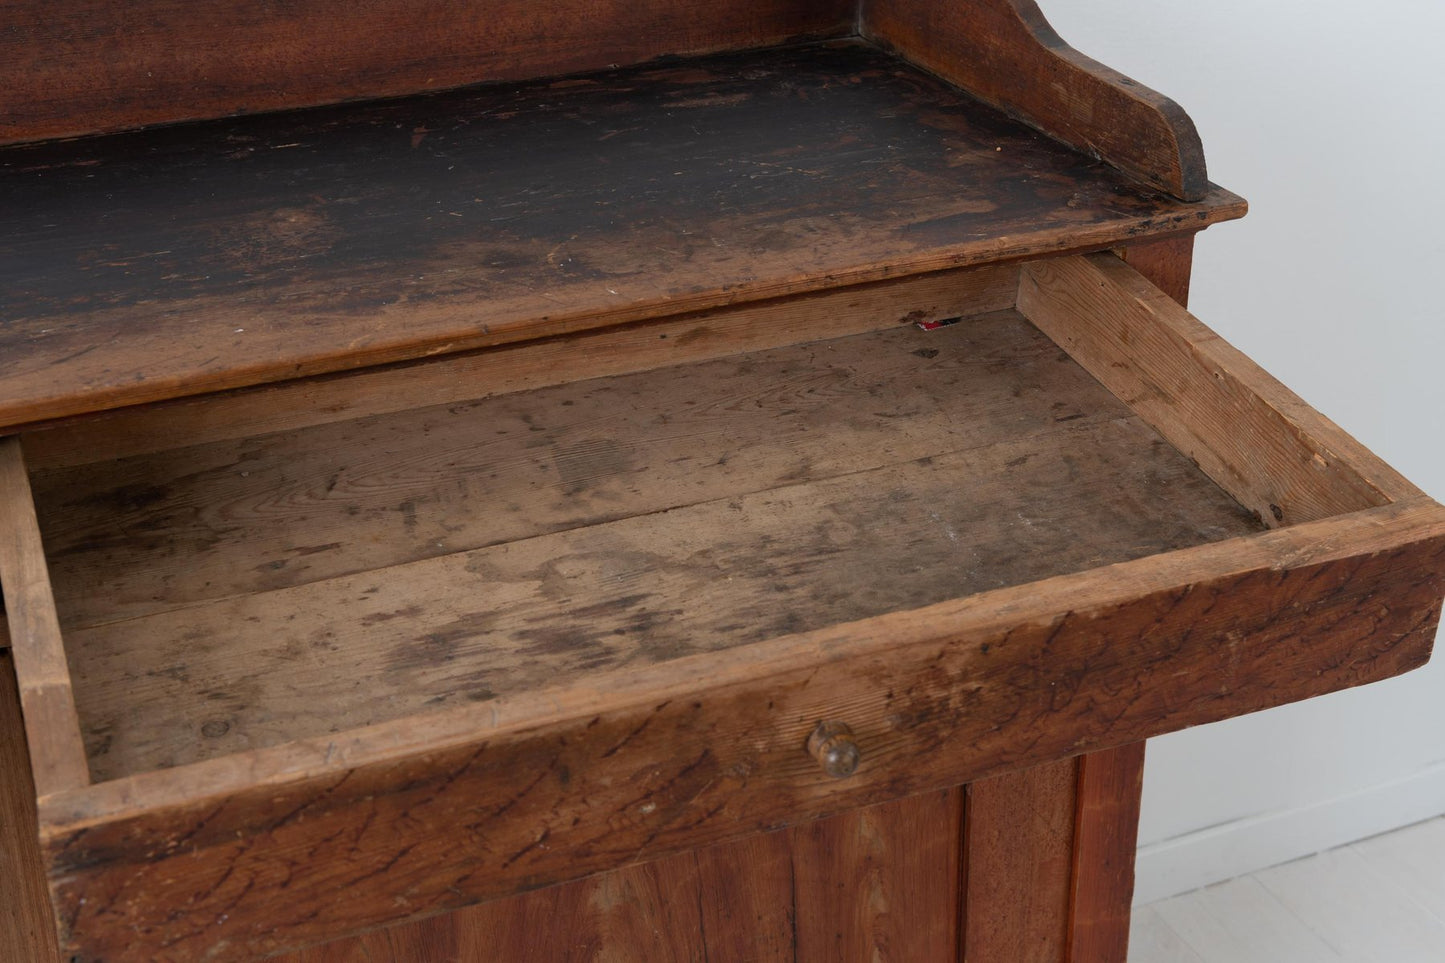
top-left (0, 41), bottom-right (1242, 432)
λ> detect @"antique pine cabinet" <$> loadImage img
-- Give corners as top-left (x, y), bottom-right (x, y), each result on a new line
top-left (1, 2), bottom-right (1442, 961)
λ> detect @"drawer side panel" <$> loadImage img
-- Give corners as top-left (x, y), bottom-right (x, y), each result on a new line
top-left (0, 438), bottom-right (88, 795)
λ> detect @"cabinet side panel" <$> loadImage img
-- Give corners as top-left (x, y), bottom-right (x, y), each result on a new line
top-left (0, 0), bottom-right (853, 145)
top-left (0, 649), bottom-right (63, 963)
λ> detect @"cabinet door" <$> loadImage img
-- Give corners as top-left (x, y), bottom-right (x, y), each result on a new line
top-left (279, 747), bottom-right (1144, 963)
top-left (283, 790), bottom-right (962, 963)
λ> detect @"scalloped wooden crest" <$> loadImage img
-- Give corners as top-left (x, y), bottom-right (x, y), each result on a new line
top-left (863, 0), bottom-right (1209, 201)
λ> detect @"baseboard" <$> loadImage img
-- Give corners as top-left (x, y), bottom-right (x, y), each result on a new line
top-left (1133, 761), bottom-right (1445, 905)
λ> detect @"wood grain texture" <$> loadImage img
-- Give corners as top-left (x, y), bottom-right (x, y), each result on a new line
top-left (282, 791), bottom-right (958, 962)
top-left (0, 648), bottom-right (63, 963)
top-left (1121, 235), bottom-right (1196, 307)
top-left (36, 498), bottom-right (1445, 961)
top-left (690, 830), bottom-right (797, 962)
top-left (0, 0), bottom-right (851, 145)
top-left (790, 789), bottom-right (961, 961)
top-left (18, 264), bottom-right (1019, 472)
top-left (33, 308), bottom-right (1223, 624)
top-left (862, 0), bottom-right (1208, 200)
top-left (0, 438), bottom-right (88, 796)
top-left (1068, 742), bottom-right (1147, 963)
top-left (962, 759), bottom-right (1078, 962)
top-left (0, 42), bottom-right (1245, 432)
top-left (450, 852), bottom-right (710, 963)
top-left (35, 316), bottom-right (1260, 779)
top-left (282, 851), bottom-right (706, 963)
top-left (1017, 254), bottom-right (1407, 528)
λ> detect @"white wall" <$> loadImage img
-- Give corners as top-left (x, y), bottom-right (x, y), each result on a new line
top-left (1043, 0), bottom-right (1445, 903)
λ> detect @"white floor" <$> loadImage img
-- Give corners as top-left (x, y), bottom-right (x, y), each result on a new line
top-left (1130, 815), bottom-right (1445, 962)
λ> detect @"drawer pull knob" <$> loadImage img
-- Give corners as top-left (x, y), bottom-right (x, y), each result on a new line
top-left (808, 721), bottom-right (861, 778)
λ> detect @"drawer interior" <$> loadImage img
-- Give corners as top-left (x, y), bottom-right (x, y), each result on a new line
top-left (5, 252), bottom-right (1437, 963)
top-left (29, 300), bottom-right (1262, 781)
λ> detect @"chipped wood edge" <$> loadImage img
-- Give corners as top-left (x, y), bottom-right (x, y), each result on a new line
top-left (1017, 253), bottom-right (1420, 528)
top-left (0, 437), bottom-right (89, 796)
top-left (861, 0), bottom-right (1209, 201)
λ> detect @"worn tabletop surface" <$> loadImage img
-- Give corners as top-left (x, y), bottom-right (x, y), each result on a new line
top-left (0, 40), bottom-right (1243, 429)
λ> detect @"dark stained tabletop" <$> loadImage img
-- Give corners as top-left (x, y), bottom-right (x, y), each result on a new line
top-left (0, 40), bottom-right (1244, 429)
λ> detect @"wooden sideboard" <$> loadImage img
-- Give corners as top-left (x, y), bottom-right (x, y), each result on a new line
top-left (2, 3), bottom-right (1441, 960)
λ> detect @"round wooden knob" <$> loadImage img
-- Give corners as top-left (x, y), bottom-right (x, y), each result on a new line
top-left (807, 721), bottom-right (861, 778)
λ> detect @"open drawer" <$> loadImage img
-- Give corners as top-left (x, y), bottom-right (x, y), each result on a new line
top-left (2, 251), bottom-right (1442, 960)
